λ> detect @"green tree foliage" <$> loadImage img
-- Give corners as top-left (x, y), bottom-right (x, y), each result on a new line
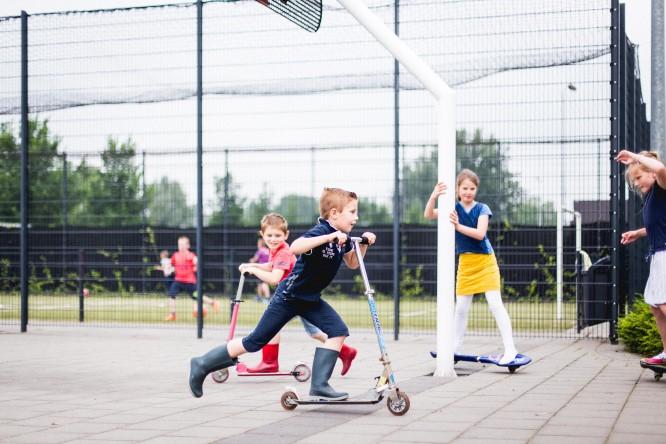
top-left (243, 184), bottom-right (274, 226)
top-left (276, 194), bottom-right (318, 225)
top-left (358, 198), bottom-right (391, 226)
top-left (209, 172), bottom-right (245, 226)
top-left (146, 177), bottom-right (193, 227)
top-left (402, 129), bottom-right (522, 223)
top-left (0, 119), bottom-right (63, 226)
top-left (68, 137), bottom-right (143, 226)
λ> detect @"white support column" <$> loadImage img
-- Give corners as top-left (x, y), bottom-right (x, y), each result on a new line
top-left (337, 0), bottom-right (456, 377)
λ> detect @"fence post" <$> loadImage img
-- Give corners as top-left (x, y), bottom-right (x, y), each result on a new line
top-left (20, 10), bottom-right (29, 333)
top-left (141, 151), bottom-right (147, 294)
top-left (195, 0), bottom-right (204, 339)
top-left (78, 249), bottom-right (85, 322)
top-left (392, 0), bottom-right (401, 341)
top-left (62, 153), bottom-right (68, 289)
top-left (609, 0), bottom-right (620, 343)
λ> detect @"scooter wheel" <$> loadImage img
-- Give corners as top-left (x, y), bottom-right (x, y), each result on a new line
top-left (211, 368), bottom-right (229, 384)
top-left (508, 366), bottom-right (517, 374)
top-left (655, 373), bottom-right (662, 381)
top-left (293, 364), bottom-right (311, 382)
top-left (280, 391), bottom-right (298, 410)
top-left (387, 392), bottom-right (410, 416)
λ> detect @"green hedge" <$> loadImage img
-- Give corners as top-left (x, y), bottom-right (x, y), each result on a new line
top-left (618, 297), bottom-right (663, 356)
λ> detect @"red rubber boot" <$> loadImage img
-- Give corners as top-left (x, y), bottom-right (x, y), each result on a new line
top-left (338, 344), bottom-right (357, 376)
top-left (245, 343), bottom-right (280, 373)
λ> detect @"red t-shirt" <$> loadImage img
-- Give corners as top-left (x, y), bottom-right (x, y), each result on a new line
top-left (171, 250), bottom-right (197, 284)
top-left (270, 241), bottom-right (296, 283)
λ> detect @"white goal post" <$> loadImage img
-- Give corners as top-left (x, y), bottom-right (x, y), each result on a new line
top-left (336, 0), bottom-right (457, 378)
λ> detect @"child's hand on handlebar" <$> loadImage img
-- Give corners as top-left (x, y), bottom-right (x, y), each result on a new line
top-left (238, 263), bottom-right (253, 274)
top-left (330, 231), bottom-right (348, 246)
top-left (361, 232), bottom-right (376, 245)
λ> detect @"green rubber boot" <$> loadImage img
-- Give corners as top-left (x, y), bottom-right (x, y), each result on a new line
top-left (189, 344), bottom-right (237, 398)
top-left (309, 347), bottom-right (349, 401)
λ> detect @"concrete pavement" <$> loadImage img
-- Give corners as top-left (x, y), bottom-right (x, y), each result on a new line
top-left (0, 326), bottom-right (664, 443)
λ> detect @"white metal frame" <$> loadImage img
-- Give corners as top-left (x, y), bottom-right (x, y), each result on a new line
top-left (337, 0), bottom-right (456, 377)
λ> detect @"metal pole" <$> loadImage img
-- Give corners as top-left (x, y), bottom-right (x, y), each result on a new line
top-left (62, 153), bottom-right (68, 289)
top-left (78, 249), bottom-right (84, 322)
top-left (141, 151), bottom-right (147, 294)
top-left (336, 0), bottom-right (455, 376)
top-left (392, 0), bottom-right (400, 341)
top-left (223, 149), bottom-right (230, 296)
top-left (652, 0), bottom-right (666, 158)
top-left (196, 0), bottom-right (204, 338)
top-left (20, 10), bottom-right (29, 333)
top-left (609, 0), bottom-right (620, 343)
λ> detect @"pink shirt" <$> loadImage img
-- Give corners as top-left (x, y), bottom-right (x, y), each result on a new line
top-left (270, 242), bottom-right (296, 282)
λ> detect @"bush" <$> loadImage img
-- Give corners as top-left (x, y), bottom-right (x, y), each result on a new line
top-left (618, 298), bottom-right (663, 356)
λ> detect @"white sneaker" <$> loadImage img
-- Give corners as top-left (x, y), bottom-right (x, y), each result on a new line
top-left (499, 350), bottom-right (518, 365)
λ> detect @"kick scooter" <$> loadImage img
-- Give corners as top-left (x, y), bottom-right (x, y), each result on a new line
top-left (280, 237), bottom-right (411, 416)
top-left (210, 272), bottom-right (311, 384)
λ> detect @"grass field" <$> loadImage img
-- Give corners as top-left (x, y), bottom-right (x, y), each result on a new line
top-left (0, 292), bottom-right (578, 332)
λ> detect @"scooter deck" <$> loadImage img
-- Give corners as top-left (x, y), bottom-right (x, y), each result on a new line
top-left (454, 353), bottom-right (532, 368)
top-left (430, 351), bottom-right (532, 368)
top-left (236, 371), bottom-right (298, 377)
top-left (294, 389), bottom-right (383, 405)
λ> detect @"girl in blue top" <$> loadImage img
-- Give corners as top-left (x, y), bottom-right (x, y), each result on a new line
top-left (424, 169), bottom-right (518, 365)
top-left (616, 149), bottom-right (666, 365)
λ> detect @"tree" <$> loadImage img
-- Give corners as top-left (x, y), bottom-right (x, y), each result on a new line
top-left (146, 177), bottom-right (193, 227)
top-left (243, 184), bottom-right (273, 226)
top-left (401, 129), bottom-right (522, 223)
top-left (0, 119), bottom-right (63, 227)
top-left (68, 137), bottom-right (143, 226)
top-left (358, 199), bottom-right (391, 226)
top-left (209, 172), bottom-right (245, 226)
top-left (276, 194), bottom-right (318, 225)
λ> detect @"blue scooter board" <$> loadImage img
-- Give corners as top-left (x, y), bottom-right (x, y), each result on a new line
top-left (430, 351), bottom-right (532, 373)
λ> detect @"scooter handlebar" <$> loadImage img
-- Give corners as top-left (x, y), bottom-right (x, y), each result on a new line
top-left (331, 236), bottom-right (369, 245)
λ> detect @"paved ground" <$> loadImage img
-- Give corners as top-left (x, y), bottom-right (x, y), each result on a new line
top-left (1, 325), bottom-right (664, 443)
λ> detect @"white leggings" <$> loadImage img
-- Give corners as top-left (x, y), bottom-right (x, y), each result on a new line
top-left (454, 290), bottom-right (516, 355)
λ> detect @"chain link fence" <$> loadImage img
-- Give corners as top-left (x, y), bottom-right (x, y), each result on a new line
top-left (0, 0), bottom-right (649, 340)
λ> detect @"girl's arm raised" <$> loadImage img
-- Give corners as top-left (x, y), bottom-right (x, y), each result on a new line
top-left (616, 150), bottom-right (666, 189)
top-left (424, 182), bottom-right (447, 220)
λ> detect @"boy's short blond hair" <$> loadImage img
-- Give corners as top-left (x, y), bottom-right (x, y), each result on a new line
top-left (260, 213), bottom-right (289, 234)
top-left (319, 187), bottom-right (358, 219)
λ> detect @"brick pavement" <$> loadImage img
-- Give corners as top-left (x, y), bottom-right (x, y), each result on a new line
top-left (1, 326), bottom-right (664, 443)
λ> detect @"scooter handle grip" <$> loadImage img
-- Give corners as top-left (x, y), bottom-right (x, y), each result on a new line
top-left (332, 236), bottom-right (369, 245)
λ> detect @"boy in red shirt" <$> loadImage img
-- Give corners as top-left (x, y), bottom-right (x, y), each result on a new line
top-left (165, 236), bottom-right (220, 321)
top-left (236, 213), bottom-right (357, 375)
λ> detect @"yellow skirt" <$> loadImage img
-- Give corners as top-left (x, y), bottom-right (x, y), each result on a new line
top-left (456, 253), bottom-right (501, 295)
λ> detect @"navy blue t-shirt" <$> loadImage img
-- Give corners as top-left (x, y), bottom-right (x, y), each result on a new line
top-left (455, 201), bottom-right (494, 255)
top-left (276, 218), bottom-right (353, 301)
top-left (644, 182), bottom-right (666, 254)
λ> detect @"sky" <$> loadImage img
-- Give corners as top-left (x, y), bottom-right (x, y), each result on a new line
top-left (0, 0), bottom-right (656, 115)
top-left (0, 0), bottom-right (657, 217)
